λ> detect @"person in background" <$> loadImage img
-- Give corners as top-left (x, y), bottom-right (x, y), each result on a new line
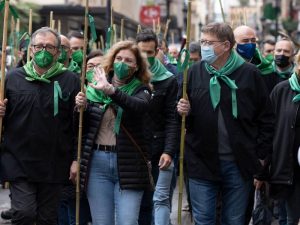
top-left (57, 35), bottom-right (72, 68)
top-left (168, 44), bottom-right (179, 65)
top-left (269, 55), bottom-right (300, 225)
top-left (67, 31), bottom-right (85, 74)
top-left (189, 41), bottom-right (202, 63)
top-left (136, 29), bottom-right (178, 225)
top-left (262, 39), bottom-right (275, 60)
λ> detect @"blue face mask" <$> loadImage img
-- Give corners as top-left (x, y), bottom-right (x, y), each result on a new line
top-left (201, 45), bottom-right (218, 64)
top-left (236, 43), bottom-right (256, 60)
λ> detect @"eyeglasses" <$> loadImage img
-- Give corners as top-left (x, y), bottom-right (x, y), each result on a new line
top-left (200, 40), bottom-right (224, 46)
top-left (32, 44), bottom-right (57, 52)
top-left (61, 45), bottom-right (70, 51)
top-left (87, 63), bottom-right (101, 70)
top-left (115, 56), bottom-right (136, 66)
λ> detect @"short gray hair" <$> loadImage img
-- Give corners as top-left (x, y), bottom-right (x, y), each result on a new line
top-left (31, 27), bottom-right (61, 47)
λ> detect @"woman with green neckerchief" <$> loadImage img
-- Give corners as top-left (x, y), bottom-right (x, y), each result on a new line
top-left (269, 65), bottom-right (300, 225)
top-left (74, 40), bottom-right (152, 225)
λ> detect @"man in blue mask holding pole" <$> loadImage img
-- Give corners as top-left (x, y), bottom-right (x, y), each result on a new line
top-left (177, 22), bottom-right (273, 225)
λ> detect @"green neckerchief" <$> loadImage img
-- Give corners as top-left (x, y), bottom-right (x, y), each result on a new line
top-left (53, 81), bottom-right (70, 116)
top-left (150, 58), bottom-right (173, 82)
top-left (289, 72), bottom-right (300, 103)
top-left (167, 54), bottom-right (177, 65)
top-left (272, 61), bottom-right (294, 79)
top-left (24, 61), bottom-right (66, 83)
top-left (86, 77), bottom-right (142, 134)
top-left (68, 60), bottom-right (81, 74)
top-left (205, 50), bottom-right (245, 118)
top-left (253, 48), bottom-right (274, 75)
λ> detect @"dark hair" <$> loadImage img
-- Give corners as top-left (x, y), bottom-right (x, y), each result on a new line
top-left (201, 22), bottom-right (235, 49)
top-left (86, 49), bottom-right (104, 62)
top-left (263, 39), bottom-right (275, 46)
top-left (136, 28), bottom-right (158, 49)
top-left (31, 27), bottom-right (61, 47)
top-left (67, 30), bottom-right (84, 40)
top-left (189, 41), bottom-right (201, 56)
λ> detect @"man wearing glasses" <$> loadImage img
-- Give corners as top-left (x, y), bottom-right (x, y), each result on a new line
top-left (0, 27), bottom-right (80, 225)
top-left (177, 22), bottom-right (273, 225)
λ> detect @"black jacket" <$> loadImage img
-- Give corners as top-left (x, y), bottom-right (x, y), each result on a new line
top-left (184, 61), bottom-right (273, 181)
top-left (1, 67), bottom-right (80, 183)
top-left (270, 80), bottom-right (300, 185)
top-left (145, 76), bottom-right (179, 161)
top-left (80, 85), bottom-right (152, 191)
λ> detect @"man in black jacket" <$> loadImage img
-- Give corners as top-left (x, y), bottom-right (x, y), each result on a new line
top-left (177, 22), bottom-right (273, 225)
top-left (0, 27), bottom-right (80, 225)
top-left (136, 29), bottom-right (178, 225)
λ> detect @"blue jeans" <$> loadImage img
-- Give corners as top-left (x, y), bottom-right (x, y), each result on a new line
top-left (87, 150), bottom-right (144, 225)
top-left (189, 160), bottom-right (251, 225)
top-left (153, 162), bottom-right (174, 225)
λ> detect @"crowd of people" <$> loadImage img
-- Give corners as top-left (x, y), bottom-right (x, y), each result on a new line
top-left (0, 21), bottom-right (299, 225)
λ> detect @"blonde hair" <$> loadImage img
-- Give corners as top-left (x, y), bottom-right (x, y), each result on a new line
top-left (101, 40), bottom-right (151, 85)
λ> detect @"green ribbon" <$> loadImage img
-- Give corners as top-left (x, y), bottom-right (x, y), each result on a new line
top-left (86, 77), bottom-right (142, 134)
top-left (253, 48), bottom-right (274, 75)
top-left (205, 50), bottom-right (245, 118)
top-left (177, 49), bottom-right (190, 73)
top-left (24, 61), bottom-right (66, 83)
top-left (88, 14), bottom-right (97, 42)
top-left (289, 72), bottom-right (300, 103)
top-left (272, 61), bottom-right (294, 79)
top-left (53, 81), bottom-right (70, 116)
top-left (150, 57), bottom-right (173, 82)
top-left (0, 0), bottom-right (19, 19)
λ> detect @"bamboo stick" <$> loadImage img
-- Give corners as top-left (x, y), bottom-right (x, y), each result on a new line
top-left (178, 1), bottom-right (191, 224)
top-left (26, 9), bottom-right (32, 65)
top-left (52, 20), bottom-right (56, 30)
top-left (0, 0), bottom-right (10, 140)
top-left (163, 19), bottom-right (171, 40)
top-left (49, 11), bottom-right (53, 28)
top-left (100, 35), bottom-right (104, 51)
top-left (58, 20), bottom-right (61, 34)
top-left (120, 18), bottom-right (124, 41)
top-left (15, 18), bottom-right (20, 64)
top-left (218, 0), bottom-right (225, 23)
top-left (75, 0), bottom-right (89, 224)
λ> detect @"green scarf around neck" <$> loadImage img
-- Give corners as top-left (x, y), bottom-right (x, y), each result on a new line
top-left (86, 77), bottom-right (142, 134)
top-left (150, 58), bottom-right (173, 82)
top-left (68, 60), bottom-right (81, 74)
top-left (24, 61), bottom-right (66, 83)
top-left (253, 48), bottom-right (274, 75)
top-left (289, 72), bottom-right (300, 103)
top-left (205, 50), bottom-right (245, 118)
top-left (273, 61), bottom-right (294, 79)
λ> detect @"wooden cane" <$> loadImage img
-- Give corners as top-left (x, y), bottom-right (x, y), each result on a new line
top-left (58, 20), bottom-right (61, 34)
top-left (163, 19), bottom-right (171, 40)
top-left (218, 0), bottom-right (225, 23)
top-left (26, 9), bottom-right (32, 63)
top-left (14, 18), bottom-right (20, 64)
top-left (177, 1), bottom-right (191, 224)
top-left (0, 0), bottom-right (10, 141)
top-left (75, 0), bottom-right (89, 224)
top-left (49, 11), bottom-right (53, 28)
top-left (120, 18), bottom-right (124, 41)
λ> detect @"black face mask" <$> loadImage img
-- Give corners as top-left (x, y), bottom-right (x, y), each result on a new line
top-left (275, 55), bottom-right (290, 68)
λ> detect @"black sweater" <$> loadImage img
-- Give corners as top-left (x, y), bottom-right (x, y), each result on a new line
top-left (1, 67), bottom-right (80, 183)
top-left (184, 61), bottom-right (273, 181)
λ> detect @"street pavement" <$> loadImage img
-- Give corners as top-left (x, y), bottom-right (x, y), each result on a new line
top-left (0, 183), bottom-right (280, 225)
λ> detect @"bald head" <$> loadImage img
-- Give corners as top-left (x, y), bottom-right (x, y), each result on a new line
top-left (234, 25), bottom-right (256, 44)
top-left (60, 35), bottom-right (70, 48)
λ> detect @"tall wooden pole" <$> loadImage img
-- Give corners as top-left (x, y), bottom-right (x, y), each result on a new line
top-left (75, 0), bottom-right (89, 224)
top-left (58, 20), bottom-right (61, 34)
top-left (49, 11), bottom-right (53, 28)
top-left (218, 0), bottom-right (225, 23)
top-left (0, 0), bottom-right (10, 140)
top-left (120, 19), bottom-right (124, 41)
top-left (178, 1), bottom-right (191, 224)
top-left (14, 18), bottom-right (20, 64)
top-left (26, 9), bottom-right (32, 63)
